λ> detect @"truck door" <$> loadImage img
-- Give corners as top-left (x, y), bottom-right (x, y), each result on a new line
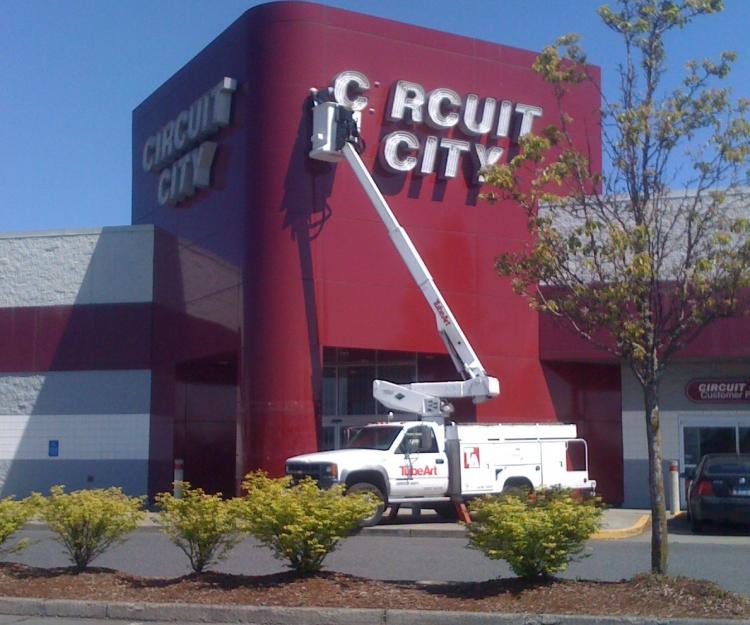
top-left (386, 425), bottom-right (449, 498)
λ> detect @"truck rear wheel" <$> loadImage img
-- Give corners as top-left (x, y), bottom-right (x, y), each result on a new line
top-left (347, 482), bottom-right (385, 527)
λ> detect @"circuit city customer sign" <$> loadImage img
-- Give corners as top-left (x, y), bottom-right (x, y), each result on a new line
top-left (141, 77), bottom-right (237, 206)
top-left (330, 70), bottom-right (543, 183)
top-left (686, 379), bottom-right (750, 403)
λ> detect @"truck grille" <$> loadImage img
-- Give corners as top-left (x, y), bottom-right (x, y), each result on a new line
top-left (285, 462), bottom-right (336, 488)
top-left (286, 462), bottom-right (322, 481)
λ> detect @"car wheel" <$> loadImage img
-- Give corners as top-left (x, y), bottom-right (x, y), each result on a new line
top-left (347, 482), bottom-right (385, 527)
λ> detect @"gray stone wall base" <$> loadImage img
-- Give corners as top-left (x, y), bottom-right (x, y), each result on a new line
top-left (0, 597), bottom-right (746, 625)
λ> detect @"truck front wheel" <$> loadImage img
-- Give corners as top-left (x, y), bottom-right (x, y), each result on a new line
top-left (347, 482), bottom-right (385, 527)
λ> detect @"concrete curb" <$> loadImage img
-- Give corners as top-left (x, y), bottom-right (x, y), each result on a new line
top-left (363, 518), bottom-right (651, 540)
top-left (591, 514), bottom-right (650, 540)
top-left (0, 597), bottom-right (746, 625)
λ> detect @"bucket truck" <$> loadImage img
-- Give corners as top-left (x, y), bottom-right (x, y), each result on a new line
top-left (285, 95), bottom-right (595, 525)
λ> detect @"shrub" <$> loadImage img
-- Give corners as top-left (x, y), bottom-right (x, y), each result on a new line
top-left (238, 471), bottom-right (376, 575)
top-left (34, 485), bottom-right (145, 572)
top-left (0, 496), bottom-right (35, 553)
top-left (467, 488), bottom-right (602, 579)
top-left (156, 482), bottom-right (244, 574)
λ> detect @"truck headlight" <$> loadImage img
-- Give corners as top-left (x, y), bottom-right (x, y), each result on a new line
top-left (323, 463), bottom-right (338, 479)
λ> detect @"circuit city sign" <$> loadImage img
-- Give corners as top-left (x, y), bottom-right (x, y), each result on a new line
top-left (330, 70), bottom-right (543, 183)
top-left (686, 379), bottom-right (750, 403)
top-left (141, 77), bottom-right (237, 206)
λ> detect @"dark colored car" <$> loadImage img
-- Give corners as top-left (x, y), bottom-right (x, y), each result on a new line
top-left (685, 453), bottom-right (750, 533)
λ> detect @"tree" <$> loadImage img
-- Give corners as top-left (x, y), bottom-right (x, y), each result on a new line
top-left (483, 0), bottom-right (750, 575)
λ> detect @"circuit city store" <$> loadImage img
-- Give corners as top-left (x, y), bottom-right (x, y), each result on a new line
top-left (1, 2), bottom-right (748, 509)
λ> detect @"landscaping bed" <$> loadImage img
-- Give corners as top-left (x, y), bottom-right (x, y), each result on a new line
top-left (0, 563), bottom-right (748, 620)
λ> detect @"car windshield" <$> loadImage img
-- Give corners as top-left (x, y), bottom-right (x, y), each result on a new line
top-left (704, 456), bottom-right (750, 476)
top-left (346, 426), bottom-right (403, 451)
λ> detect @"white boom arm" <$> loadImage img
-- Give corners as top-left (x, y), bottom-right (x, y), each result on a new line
top-left (310, 100), bottom-right (500, 419)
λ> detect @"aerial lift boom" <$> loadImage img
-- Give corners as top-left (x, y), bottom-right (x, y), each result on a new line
top-left (309, 99), bottom-right (500, 421)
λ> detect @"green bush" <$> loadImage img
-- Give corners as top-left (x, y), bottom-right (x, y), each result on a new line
top-left (34, 485), bottom-right (145, 572)
top-left (156, 482), bottom-right (243, 574)
top-left (237, 471), bottom-right (376, 575)
top-left (467, 488), bottom-right (602, 579)
top-left (0, 496), bottom-right (35, 553)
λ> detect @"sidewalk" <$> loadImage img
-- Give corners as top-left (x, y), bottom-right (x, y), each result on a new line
top-left (357, 506), bottom-right (651, 539)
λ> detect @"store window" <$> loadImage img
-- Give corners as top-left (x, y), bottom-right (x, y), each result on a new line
top-left (740, 428), bottom-right (750, 453)
top-left (681, 418), bottom-right (750, 470)
top-left (319, 347), bottom-right (472, 449)
top-left (683, 426), bottom-right (737, 466)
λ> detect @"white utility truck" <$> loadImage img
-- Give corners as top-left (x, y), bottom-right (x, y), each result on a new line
top-left (285, 91), bottom-right (595, 525)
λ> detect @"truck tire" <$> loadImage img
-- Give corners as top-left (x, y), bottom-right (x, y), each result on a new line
top-left (347, 482), bottom-right (385, 527)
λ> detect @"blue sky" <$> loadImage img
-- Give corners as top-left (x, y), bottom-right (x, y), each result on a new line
top-left (1, 0), bottom-right (748, 233)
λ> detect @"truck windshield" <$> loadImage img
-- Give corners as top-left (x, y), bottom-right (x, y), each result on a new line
top-left (346, 426), bottom-right (403, 450)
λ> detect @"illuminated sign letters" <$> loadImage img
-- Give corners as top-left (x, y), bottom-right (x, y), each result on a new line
top-left (331, 70), bottom-right (543, 184)
top-left (142, 77), bottom-right (237, 206)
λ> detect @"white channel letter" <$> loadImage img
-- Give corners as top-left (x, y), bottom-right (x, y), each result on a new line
top-left (419, 136), bottom-right (439, 175)
top-left (157, 169), bottom-right (171, 205)
top-left (191, 141), bottom-right (217, 188)
top-left (142, 136), bottom-right (157, 172)
top-left (187, 97), bottom-right (204, 142)
top-left (471, 144), bottom-right (504, 184)
top-left (439, 138), bottom-right (471, 179)
top-left (171, 152), bottom-right (195, 203)
top-left (388, 81), bottom-right (425, 124)
top-left (173, 110), bottom-right (190, 151)
top-left (380, 131), bottom-right (420, 173)
top-left (514, 104), bottom-right (543, 138)
top-left (207, 77), bottom-right (238, 133)
top-left (159, 121), bottom-right (176, 165)
top-left (494, 100), bottom-right (513, 138)
top-left (332, 70), bottom-right (370, 111)
top-left (460, 95), bottom-right (496, 136)
top-left (425, 88), bottom-right (461, 129)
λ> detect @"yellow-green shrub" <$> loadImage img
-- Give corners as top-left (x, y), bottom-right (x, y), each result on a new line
top-left (0, 497), bottom-right (35, 553)
top-left (156, 482), bottom-right (243, 574)
top-left (467, 488), bottom-right (602, 579)
top-left (34, 485), bottom-right (145, 572)
top-left (238, 471), bottom-right (375, 574)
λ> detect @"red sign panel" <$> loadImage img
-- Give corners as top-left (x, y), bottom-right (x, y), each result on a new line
top-left (686, 379), bottom-right (750, 403)
top-left (463, 447), bottom-right (480, 469)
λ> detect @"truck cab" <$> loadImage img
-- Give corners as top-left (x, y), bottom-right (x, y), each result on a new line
top-left (286, 421), bottom-right (451, 517)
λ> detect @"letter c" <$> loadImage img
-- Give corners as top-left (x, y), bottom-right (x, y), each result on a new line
top-left (379, 131), bottom-right (419, 173)
top-left (332, 70), bottom-right (370, 111)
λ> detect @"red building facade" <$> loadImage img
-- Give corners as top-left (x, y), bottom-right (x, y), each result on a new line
top-left (131, 2), bottom-right (626, 502)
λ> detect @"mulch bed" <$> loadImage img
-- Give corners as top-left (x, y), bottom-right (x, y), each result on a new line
top-left (0, 563), bottom-right (747, 620)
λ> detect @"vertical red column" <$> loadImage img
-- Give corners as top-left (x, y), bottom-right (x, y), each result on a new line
top-left (239, 4), bottom-right (328, 477)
